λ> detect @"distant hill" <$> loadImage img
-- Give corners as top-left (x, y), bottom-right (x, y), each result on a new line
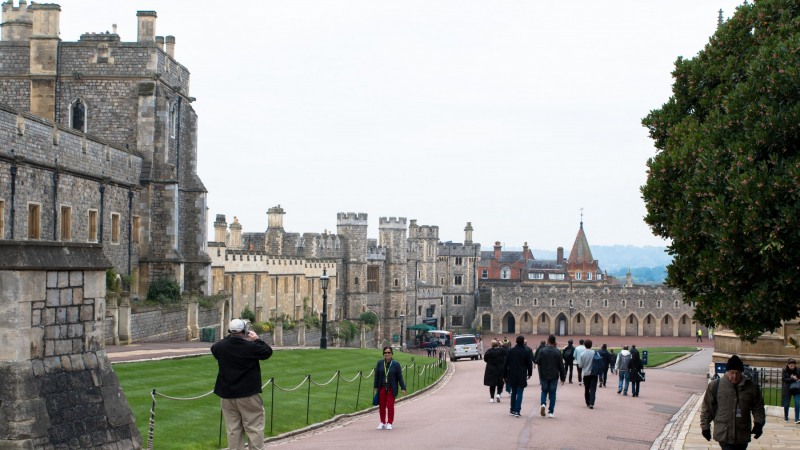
top-left (532, 245), bottom-right (671, 285)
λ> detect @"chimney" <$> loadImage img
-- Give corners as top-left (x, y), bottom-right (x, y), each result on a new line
top-left (155, 35), bottom-right (164, 51)
top-left (557, 246), bottom-right (564, 265)
top-left (464, 222), bottom-right (473, 245)
top-left (165, 35), bottom-right (175, 58)
top-left (267, 205), bottom-right (285, 230)
top-left (493, 241), bottom-right (502, 260)
top-left (229, 216), bottom-right (242, 250)
top-left (213, 214), bottom-right (227, 244)
top-left (1, 0), bottom-right (33, 41)
top-left (136, 10), bottom-right (157, 43)
top-left (523, 241), bottom-right (529, 260)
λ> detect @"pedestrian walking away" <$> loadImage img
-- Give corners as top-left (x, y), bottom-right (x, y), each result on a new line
top-left (375, 346), bottom-right (407, 430)
top-left (781, 358), bottom-right (800, 423)
top-left (574, 339), bottom-right (586, 385)
top-left (598, 344), bottom-right (614, 387)
top-left (697, 329), bottom-right (703, 342)
top-left (629, 351), bottom-right (644, 398)
top-left (483, 340), bottom-right (505, 403)
top-left (615, 345), bottom-right (632, 395)
top-left (700, 355), bottom-right (765, 449)
top-left (534, 334), bottom-right (566, 417)
top-left (576, 339), bottom-right (599, 408)
top-left (562, 339), bottom-right (575, 384)
top-left (211, 319), bottom-right (274, 450)
top-left (503, 335), bottom-right (533, 417)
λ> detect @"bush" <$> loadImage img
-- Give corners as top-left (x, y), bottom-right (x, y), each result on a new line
top-left (359, 311), bottom-right (378, 326)
top-left (334, 320), bottom-right (359, 343)
top-left (106, 269), bottom-right (121, 294)
top-left (146, 278), bottom-right (181, 304)
top-left (240, 305), bottom-right (256, 323)
top-left (252, 321), bottom-right (271, 334)
top-left (305, 314), bottom-right (321, 330)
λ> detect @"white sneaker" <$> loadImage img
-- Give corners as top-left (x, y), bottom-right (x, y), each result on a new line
top-left (495, 394), bottom-right (501, 402)
top-left (548, 412), bottom-right (554, 418)
top-left (377, 423), bottom-right (385, 430)
top-left (386, 424), bottom-right (393, 430)
top-left (490, 398), bottom-right (494, 403)
top-left (540, 404), bottom-right (546, 416)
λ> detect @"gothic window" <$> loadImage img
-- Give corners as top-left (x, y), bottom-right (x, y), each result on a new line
top-left (541, 314), bottom-right (546, 322)
top-left (681, 316), bottom-right (687, 324)
top-left (481, 270), bottom-right (488, 279)
top-left (453, 295), bottom-right (462, 305)
top-left (70, 99), bottom-right (87, 132)
top-left (594, 315), bottom-right (599, 323)
top-left (169, 101), bottom-right (178, 138)
top-left (367, 266), bottom-right (379, 293)
top-left (60, 206), bottom-right (71, 240)
top-left (500, 266), bottom-right (511, 279)
top-left (647, 316), bottom-right (651, 324)
top-left (454, 275), bottom-right (463, 285)
top-left (111, 213), bottom-right (120, 244)
top-left (516, 297), bottom-right (520, 305)
top-left (638, 300), bottom-right (644, 308)
top-left (533, 298), bottom-right (538, 306)
top-left (577, 315), bottom-right (581, 323)
top-left (629, 316), bottom-right (634, 324)
top-left (455, 257), bottom-right (463, 265)
top-left (664, 316), bottom-right (669, 324)
top-left (612, 315), bottom-right (616, 324)
top-left (28, 203), bottom-right (41, 239)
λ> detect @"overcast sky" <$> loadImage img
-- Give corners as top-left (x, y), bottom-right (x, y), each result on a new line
top-left (53, 1), bottom-right (745, 251)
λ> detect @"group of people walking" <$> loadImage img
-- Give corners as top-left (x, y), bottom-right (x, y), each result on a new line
top-left (482, 335), bottom-right (646, 418)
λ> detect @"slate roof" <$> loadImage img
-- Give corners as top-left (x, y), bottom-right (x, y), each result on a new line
top-left (568, 222), bottom-right (594, 264)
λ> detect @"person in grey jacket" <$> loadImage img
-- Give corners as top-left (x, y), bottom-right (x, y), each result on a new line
top-left (534, 334), bottom-right (566, 417)
top-left (700, 355), bottom-right (765, 449)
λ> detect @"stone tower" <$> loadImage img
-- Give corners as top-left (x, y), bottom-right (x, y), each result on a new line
top-left (265, 205), bottom-right (286, 254)
top-left (379, 217), bottom-right (408, 341)
top-left (336, 213), bottom-right (369, 318)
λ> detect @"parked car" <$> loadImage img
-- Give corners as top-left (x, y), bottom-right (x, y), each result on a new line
top-left (449, 334), bottom-right (483, 361)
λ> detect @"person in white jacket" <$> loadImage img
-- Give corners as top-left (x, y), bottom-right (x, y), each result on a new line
top-left (615, 346), bottom-right (633, 395)
top-left (573, 339), bottom-right (586, 385)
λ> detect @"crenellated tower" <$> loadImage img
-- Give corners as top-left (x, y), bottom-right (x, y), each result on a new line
top-left (336, 212), bottom-right (369, 318)
top-left (379, 217), bottom-right (408, 342)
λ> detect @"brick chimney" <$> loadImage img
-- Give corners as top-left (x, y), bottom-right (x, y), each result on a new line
top-left (557, 246), bottom-right (564, 265)
top-left (493, 241), bottom-right (502, 260)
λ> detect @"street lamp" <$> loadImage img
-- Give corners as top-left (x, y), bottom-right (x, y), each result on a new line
top-left (319, 269), bottom-right (329, 349)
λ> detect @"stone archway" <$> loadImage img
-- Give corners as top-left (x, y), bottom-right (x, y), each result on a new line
top-left (661, 314), bottom-right (674, 336)
top-left (537, 312), bottom-right (551, 335)
top-left (643, 314), bottom-right (657, 336)
top-left (520, 312), bottom-right (534, 334)
top-left (590, 313), bottom-right (603, 335)
top-left (678, 314), bottom-right (692, 337)
top-left (503, 312), bottom-right (516, 334)
top-left (625, 314), bottom-right (639, 336)
top-left (556, 313), bottom-right (568, 336)
top-left (482, 314), bottom-right (492, 333)
top-left (572, 313), bottom-right (587, 335)
top-left (608, 313), bottom-right (621, 336)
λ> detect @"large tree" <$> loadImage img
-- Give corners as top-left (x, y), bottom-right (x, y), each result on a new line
top-left (641, 1), bottom-right (800, 342)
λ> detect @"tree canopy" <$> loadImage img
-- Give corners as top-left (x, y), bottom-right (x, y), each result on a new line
top-left (641, 1), bottom-right (800, 342)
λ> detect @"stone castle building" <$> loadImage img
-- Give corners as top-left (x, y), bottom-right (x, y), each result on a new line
top-left (0, 2), bottom-right (210, 296)
top-left (210, 208), bottom-right (481, 343)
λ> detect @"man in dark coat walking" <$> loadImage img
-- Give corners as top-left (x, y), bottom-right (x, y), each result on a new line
top-left (562, 339), bottom-right (576, 383)
top-left (503, 335), bottom-right (533, 417)
top-left (483, 340), bottom-right (506, 403)
top-left (535, 334), bottom-right (566, 417)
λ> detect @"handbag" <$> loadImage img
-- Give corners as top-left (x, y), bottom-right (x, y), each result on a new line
top-left (790, 380), bottom-right (800, 395)
top-left (638, 371), bottom-right (646, 382)
top-left (373, 391), bottom-right (380, 406)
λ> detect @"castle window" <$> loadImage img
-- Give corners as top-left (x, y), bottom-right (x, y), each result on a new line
top-left (664, 316), bottom-right (669, 324)
top-left (455, 257), bottom-right (463, 265)
top-left (612, 315), bottom-right (616, 324)
top-left (674, 300), bottom-right (679, 308)
top-left (657, 300), bottom-right (662, 308)
top-left (500, 266), bottom-right (511, 279)
top-left (367, 266), bottom-right (379, 293)
top-left (638, 300), bottom-right (644, 308)
top-left (594, 315), bottom-right (599, 323)
top-left (621, 300), bottom-right (626, 308)
top-left (550, 298), bottom-right (555, 306)
top-left (516, 297), bottom-right (520, 305)
top-left (454, 275), bottom-right (463, 285)
top-left (394, 278), bottom-right (399, 287)
top-left (575, 272), bottom-right (582, 280)
top-left (111, 213), bottom-right (120, 244)
top-left (70, 99), bottom-right (87, 132)
top-left (541, 314), bottom-right (546, 322)
top-left (533, 298), bottom-right (538, 306)
top-left (682, 316), bottom-right (687, 324)
top-left (647, 316), bottom-right (651, 324)
top-left (169, 102), bottom-right (178, 138)
top-left (577, 315), bottom-right (581, 323)
top-left (603, 299), bottom-right (608, 307)
top-left (586, 299), bottom-right (591, 307)
top-left (453, 295), bottom-right (462, 305)
top-left (28, 203), bottom-right (41, 239)
top-left (418, 305), bottom-right (422, 316)
top-left (528, 272), bottom-right (544, 280)
top-left (451, 316), bottom-right (463, 327)
top-left (88, 209), bottom-right (98, 242)
top-left (0, 200), bottom-right (4, 238)
top-left (354, 276), bottom-right (359, 285)
top-left (60, 206), bottom-right (71, 240)
top-left (132, 216), bottom-right (140, 243)
top-left (481, 270), bottom-right (488, 279)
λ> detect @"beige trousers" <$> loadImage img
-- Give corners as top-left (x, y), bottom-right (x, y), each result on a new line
top-left (221, 394), bottom-right (265, 450)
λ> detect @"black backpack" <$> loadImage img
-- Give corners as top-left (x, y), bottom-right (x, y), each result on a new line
top-left (563, 347), bottom-right (574, 360)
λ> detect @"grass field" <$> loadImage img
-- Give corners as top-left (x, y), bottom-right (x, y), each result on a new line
top-left (114, 349), bottom-right (442, 450)
top-left (604, 346), bottom-right (698, 367)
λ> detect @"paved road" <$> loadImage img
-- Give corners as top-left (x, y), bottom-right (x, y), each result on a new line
top-left (267, 341), bottom-right (712, 449)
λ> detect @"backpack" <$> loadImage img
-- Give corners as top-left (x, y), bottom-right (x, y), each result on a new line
top-left (618, 353), bottom-right (632, 371)
top-left (563, 346), bottom-right (574, 360)
top-left (590, 351), bottom-right (605, 376)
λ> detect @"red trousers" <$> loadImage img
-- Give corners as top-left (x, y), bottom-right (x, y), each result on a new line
top-left (378, 387), bottom-right (396, 424)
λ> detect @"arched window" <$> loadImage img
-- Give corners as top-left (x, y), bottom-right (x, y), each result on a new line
top-left (500, 266), bottom-right (511, 279)
top-left (70, 99), bottom-right (87, 132)
top-left (169, 101), bottom-right (178, 138)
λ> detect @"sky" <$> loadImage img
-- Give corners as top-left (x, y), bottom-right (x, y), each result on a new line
top-left (51, 1), bottom-right (746, 251)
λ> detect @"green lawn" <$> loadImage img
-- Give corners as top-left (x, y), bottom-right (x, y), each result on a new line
top-left (605, 346), bottom-right (698, 367)
top-left (114, 349), bottom-right (442, 450)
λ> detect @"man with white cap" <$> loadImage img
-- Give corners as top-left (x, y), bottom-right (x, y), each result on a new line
top-left (211, 319), bottom-right (273, 450)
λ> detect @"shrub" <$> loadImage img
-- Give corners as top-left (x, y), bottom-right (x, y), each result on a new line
top-left (359, 311), bottom-right (378, 326)
top-left (106, 269), bottom-right (121, 294)
top-left (240, 305), bottom-right (256, 323)
top-left (334, 320), bottom-right (359, 343)
top-left (252, 321), bottom-right (271, 334)
top-left (146, 278), bottom-right (181, 304)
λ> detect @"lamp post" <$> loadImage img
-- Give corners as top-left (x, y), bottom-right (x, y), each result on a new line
top-left (399, 314), bottom-right (405, 351)
top-left (320, 269), bottom-right (329, 349)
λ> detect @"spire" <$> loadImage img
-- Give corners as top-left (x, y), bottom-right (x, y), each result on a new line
top-left (568, 219), bottom-right (593, 264)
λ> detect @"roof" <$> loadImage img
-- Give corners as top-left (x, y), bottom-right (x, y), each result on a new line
top-left (568, 222), bottom-right (594, 264)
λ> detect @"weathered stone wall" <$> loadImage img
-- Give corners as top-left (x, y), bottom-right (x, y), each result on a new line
top-left (0, 241), bottom-right (141, 449)
top-left (129, 305), bottom-right (188, 342)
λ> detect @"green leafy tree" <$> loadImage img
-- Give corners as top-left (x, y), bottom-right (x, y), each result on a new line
top-left (641, 1), bottom-right (800, 342)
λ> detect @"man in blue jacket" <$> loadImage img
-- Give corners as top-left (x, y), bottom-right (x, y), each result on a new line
top-left (212, 319), bottom-right (273, 450)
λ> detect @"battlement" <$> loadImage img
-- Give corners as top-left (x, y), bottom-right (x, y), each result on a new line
top-left (379, 217), bottom-right (407, 229)
top-left (79, 32), bottom-right (120, 42)
top-left (1, 0), bottom-right (33, 41)
top-left (337, 212), bottom-right (368, 225)
top-left (1, 0), bottom-right (31, 21)
top-left (409, 224), bottom-right (439, 239)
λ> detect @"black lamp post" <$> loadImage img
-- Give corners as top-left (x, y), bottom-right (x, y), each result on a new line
top-left (320, 269), bottom-right (329, 349)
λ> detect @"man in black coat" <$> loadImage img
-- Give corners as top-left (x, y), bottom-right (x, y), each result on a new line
top-left (212, 319), bottom-right (273, 450)
top-left (535, 335), bottom-right (566, 417)
top-left (503, 335), bottom-right (533, 417)
top-left (562, 339), bottom-right (576, 383)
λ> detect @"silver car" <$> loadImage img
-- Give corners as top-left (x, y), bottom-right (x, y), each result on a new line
top-left (449, 335), bottom-right (483, 361)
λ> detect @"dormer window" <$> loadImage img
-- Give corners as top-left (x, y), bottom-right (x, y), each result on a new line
top-left (500, 266), bottom-right (510, 279)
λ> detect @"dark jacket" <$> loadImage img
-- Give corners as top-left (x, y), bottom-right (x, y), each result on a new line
top-left (374, 359), bottom-right (406, 398)
top-left (700, 376), bottom-right (766, 445)
top-left (535, 345), bottom-right (566, 382)
top-left (503, 343), bottom-right (533, 388)
top-left (562, 344), bottom-right (575, 364)
top-left (483, 347), bottom-right (506, 386)
top-left (781, 366), bottom-right (800, 401)
top-left (629, 355), bottom-right (644, 382)
top-left (211, 335), bottom-right (273, 399)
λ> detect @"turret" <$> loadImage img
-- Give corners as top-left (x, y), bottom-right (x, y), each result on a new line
top-left (464, 221), bottom-right (473, 245)
top-left (213, 214), bottom-right (227, 244)
top-left (229, 216), bottom-right (242, 250)
top-left (28, 2), bottom-right (60, 121)
top-left (1, 0), bottom-right (33, 41)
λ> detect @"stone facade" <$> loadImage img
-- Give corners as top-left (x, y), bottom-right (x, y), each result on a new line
top-left (0, 2), bottom-right (210, 297)
top-left (0, 241), bottom-right (141, 448)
